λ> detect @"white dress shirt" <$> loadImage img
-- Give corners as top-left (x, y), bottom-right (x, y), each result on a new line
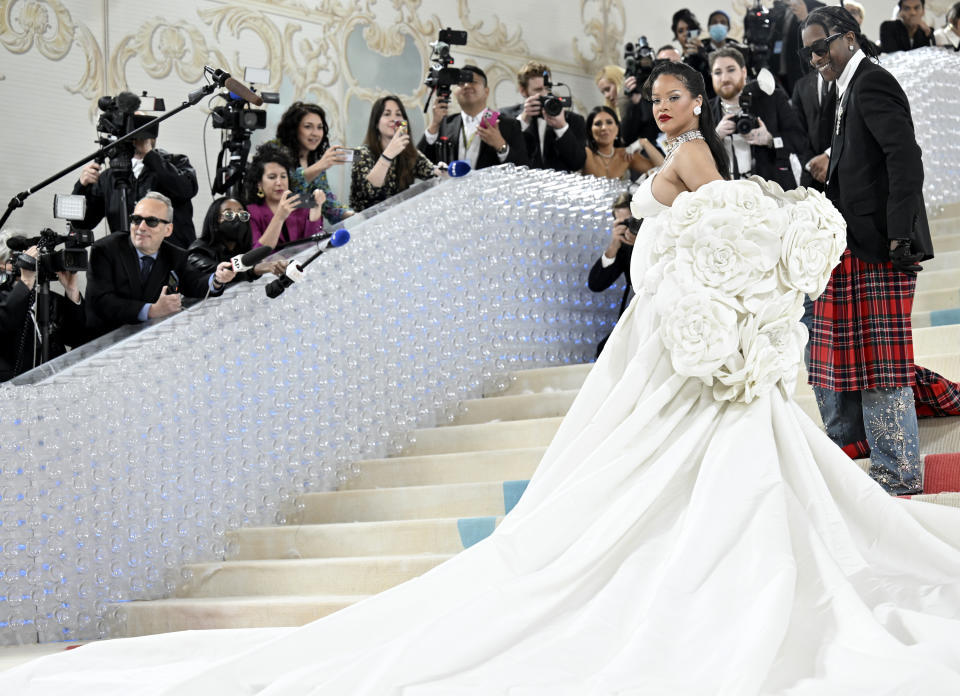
top-left (521, 116), bottom-right (570, 161)
top-left (424, 111), bottom-right (510, 168)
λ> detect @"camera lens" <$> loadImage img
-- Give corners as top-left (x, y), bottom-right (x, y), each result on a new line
top-left (543, 96), bottom-right (563, 118)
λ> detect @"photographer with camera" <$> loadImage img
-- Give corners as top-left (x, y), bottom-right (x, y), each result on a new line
top-left (72, 92), bottom-right (199, 249)
top-left (85, 192), bottom-right (235, 338)
top-left (587, 192), bottom-right (638, 358)
top-left (670, 9), bottom-right (716, 99)
top-left (419, 65), bottom-right (528, 170)
top-left (499, 62), bottom-right (586, 173)
top-left (765, 0), bottom-right (825, 94)
top-left (0, 234), bottom-right (86, 381)
top-left (709, 46), bottom-right (805, 190)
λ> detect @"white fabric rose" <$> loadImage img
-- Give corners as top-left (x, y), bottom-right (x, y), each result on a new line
top-left (659, 290), bottom-right (740, 380)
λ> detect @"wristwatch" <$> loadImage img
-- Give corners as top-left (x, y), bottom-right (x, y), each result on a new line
top-left (497, 143), bottom-right (509, 156)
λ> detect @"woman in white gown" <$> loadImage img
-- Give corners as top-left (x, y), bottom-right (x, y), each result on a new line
top-left (5, 63), bottom-right (960, 696)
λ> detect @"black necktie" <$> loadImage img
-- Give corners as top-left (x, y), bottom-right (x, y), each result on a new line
top-left (139, 255), bottom-right (154, 287)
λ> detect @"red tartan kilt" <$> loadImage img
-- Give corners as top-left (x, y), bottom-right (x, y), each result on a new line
top-left (809, 250), bottom-right (916, 391)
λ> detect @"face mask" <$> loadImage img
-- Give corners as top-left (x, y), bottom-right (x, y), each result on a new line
top-left (219, 219), bottom-right (248, 242)
top-left (709, 24), bottom-right (729, 42)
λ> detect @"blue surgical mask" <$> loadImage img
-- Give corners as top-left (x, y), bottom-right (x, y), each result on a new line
top-left (709, 24), bottom-right (729, 43)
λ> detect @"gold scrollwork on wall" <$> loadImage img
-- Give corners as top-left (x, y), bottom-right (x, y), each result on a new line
top-left (457, 0), bottom-right (529, 56)
top-left (573, 0), bottom-right (626, 75)
top-left (109, 19), bottom-right (224, 94)
top-left (0, 0), bottom-right (74, 59)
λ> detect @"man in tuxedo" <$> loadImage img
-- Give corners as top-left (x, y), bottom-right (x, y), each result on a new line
top-left (880, 0), bottom-right (936, 52)
top-left (85, 192), bottom-right (236, 338)
top-left (709, 47), bottom-right (805, 190)
top-left (768, 0), bottom-right (826, 94)
top-left (790, 69), bottom-right (836, 191)
top-left (587, 193), bottom-right (635, 358)
top-left (801, 7), bottom-right (936, 496)
top-left (499, 62), bottom-right (586, 173)
top-left (418, 65), bottom-right (528, 170)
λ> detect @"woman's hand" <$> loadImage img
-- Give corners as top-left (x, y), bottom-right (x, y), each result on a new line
top-left (253, 259), bottom-right (288, 278)
top-left (383, 129), bottom-right (411, 160)
top-left (276, 190), bottom-right (300, 221)
top-left (308, 189), bottom-right (326, 222)
top-left (56, 270), bottom-right (81, 303)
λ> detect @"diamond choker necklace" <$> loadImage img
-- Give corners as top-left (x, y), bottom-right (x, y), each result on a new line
top-left (664, 130), bottom-right (704, 158)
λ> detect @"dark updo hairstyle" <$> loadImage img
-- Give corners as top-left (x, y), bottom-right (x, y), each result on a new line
top-left (200, 196), bottom-right (252, 252)
top-left (801, 6), bottom-right (880, 58)
top-left (243, 142), bottom-right (295, 206)
top-left (363, 95), bottom-right (420, 191)
top-left (642, 61), bottom-right (730, 180)
top-left (585, 106), bottom-right (624, 153)
top-left (275, 102), bottom-right (330, 165)
top-left (672, 9), bottom-right (701, 39)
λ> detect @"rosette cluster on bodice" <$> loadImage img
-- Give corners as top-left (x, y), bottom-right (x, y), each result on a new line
top-left (642, 177), bottom-right (847, 403)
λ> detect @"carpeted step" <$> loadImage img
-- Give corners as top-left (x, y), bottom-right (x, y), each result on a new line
top-left (922, 453), bottom-right (960, 494)
top-left (403, 417), bottom-right (563, 456)
top-left (120, 594), bottom-right (365, 636)
top-left (228, 517), bottom-right (504, 560)
top-left (927, 231), bottom-right (960, 252)
top-left (912, 287), bottom-right (960, 314)
top-left (341, 447), bottom-right (544, 490)
top-left (921, 248), bottom-right (960, 273)
top-left (490, 364), bottom-right (592, 397)
top-left (450, 390), bottom-right (578, 426)
top-left (917, 267), bottom-right (960, 293)
top-left (930, 216), bottom-right (960, 235)
top-left (903, 492), bottom-right (960, 508)
top-left (295, 480), bottom-right (530, 524)
top-left (175, 555), bottom-right (452, 598)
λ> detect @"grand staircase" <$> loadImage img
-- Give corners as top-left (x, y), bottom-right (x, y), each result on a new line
top-left (117, 211), bottom-right (960, 637)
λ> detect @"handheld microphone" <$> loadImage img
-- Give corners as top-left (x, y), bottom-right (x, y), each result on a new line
top-left (447, 160), bottom-right (471, 177)
top-left (230, 245), bottom-right (274, 272)
top-left (205, 66), bottom-right (264, 106)
top-left (265, 230), bottom-right (350, 299)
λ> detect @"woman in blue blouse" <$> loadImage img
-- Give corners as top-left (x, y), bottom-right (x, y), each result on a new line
top-left (270, 102), bottom-right (354, 224)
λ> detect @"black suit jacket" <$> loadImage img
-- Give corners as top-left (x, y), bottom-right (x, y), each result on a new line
top-left (498, 106), bottom-right (587, 173)
top-left (826, 58), bottom-right (932, 263)
top-left (72, 148), bottom-right (199, 249)
top-left (790, 72), bottom-right (836, 191)
top-left (86, 232), bottom-right (214, 336)
top-left (587, 243), bottom-right (633, 357)
top-left (710, 86), bottom-right (806, 190)
top-left (879, 20), bottom-right (935, 53)
top-left (770, 0), bottom-right (826, 94)
top-left (417, 112), bottom-right (529, 169)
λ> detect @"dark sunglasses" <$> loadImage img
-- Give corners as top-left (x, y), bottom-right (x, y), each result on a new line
top-left (220, 210), bottom-right (251, 222)
top-left (798, 33), bottom-right (845, 63)
top-left (129, 215), bottom-right (170, 228)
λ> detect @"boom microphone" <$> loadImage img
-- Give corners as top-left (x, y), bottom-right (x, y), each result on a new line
top-left (265, 229), bottom-right (350, 299)
top-left (204, 66), bottom-right (264, 106)
top-left (230, 245), bottom-right (274, 272)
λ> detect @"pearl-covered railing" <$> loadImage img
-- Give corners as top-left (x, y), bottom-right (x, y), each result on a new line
top-left (0, 165), bottom-right (624, 644)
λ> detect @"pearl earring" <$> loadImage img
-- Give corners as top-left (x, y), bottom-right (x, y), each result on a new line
top-left (849, 45), bottom-right (856, 52)
top-left (694, 105), bottom-right (702, 115)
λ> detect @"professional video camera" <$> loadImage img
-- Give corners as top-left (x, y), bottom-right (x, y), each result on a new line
top-left (539, 71), bottom-right (572, 117)
top-left (623, 36), bottom-right (655, 95)
top-left (7, 195), bottom-right (93, 276)
top-left (211, 68), bottom-right (280, 198)
top-left (423, 27), bottom-right (472, 112)
top-left (742, 0), bottom-right (788, 75)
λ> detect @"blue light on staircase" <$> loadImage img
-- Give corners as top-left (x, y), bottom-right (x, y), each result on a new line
top-left (503, 480), bottom-right (530, 515)
top-left (930, 308), bottom-right (960, 327)
top-left (457, 517), bottom-right (497, 548)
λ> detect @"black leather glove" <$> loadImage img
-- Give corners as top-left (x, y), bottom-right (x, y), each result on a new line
top-left (889, 239), bottom-right (923, 276)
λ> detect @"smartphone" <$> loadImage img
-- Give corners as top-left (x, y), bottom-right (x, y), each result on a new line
top-left (292, 192), bottom-right (319, 210)
top-left (338, 147), bottom-right (359, 163)
top-left (480, 110), bottom-right (500, 129)
top-left (688, 28), bottom-right (700, 40)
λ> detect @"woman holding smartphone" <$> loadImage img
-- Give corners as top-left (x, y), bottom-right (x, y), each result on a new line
top-left (271, 101), bottom-right (354, 224)
top-left (243, 143), bottom-right (325, 248)
top-left (349, 95), bottom-right (439, 212)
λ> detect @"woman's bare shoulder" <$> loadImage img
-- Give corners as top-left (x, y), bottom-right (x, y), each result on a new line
top-left (673, 139), bottom-right (722, 188)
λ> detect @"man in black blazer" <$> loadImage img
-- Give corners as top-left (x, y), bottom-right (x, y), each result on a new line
top-left (587, 193), bottom-right (635, 357)
top-left (880, 0), bottom-right (936, 53)
top-left (790, 70), bottom-right (836, 191)
top-left (499, 62), bottom-right (586, 173)
top-left (801, 7), bottom-right (935, 495)
top-left (86, 192), bottom-right (236, 338)
top-left (709, 47), bottom-right (806, 191)
top-left (418, 65), bottom-right (528, 170)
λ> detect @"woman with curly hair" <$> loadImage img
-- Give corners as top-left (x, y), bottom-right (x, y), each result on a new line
top-left (243, 143), bottom-right (325, 249)
top-left (270, 101), bottom-right (354, 224)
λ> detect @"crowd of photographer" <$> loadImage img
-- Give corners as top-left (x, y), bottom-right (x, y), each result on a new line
top-left (3, 1), bottom-right (958, 378)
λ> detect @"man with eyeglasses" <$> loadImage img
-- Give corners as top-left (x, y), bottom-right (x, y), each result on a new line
top-left (85, 192), bottom-right (236, 338)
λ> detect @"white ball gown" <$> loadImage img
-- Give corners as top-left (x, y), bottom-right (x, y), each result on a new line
top-left (5, 173), bottom-right (960, 695)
